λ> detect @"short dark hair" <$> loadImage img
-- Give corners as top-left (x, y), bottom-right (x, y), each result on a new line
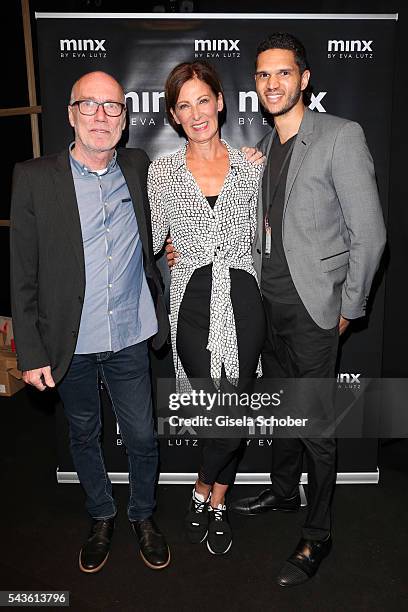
top-left (165, 61), bottom-right (224, 132)
top-left (256, 32), bottom-right (309, 74)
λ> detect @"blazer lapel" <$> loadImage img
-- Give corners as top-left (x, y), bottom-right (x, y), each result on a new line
top-left (283, 108), bottom-right (315, 215)
top-left (53, 150), bottom-right (85, 272)
top-left (117, 150), bottom-right (149, 256)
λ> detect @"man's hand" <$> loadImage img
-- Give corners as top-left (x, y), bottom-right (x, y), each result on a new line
top-left (23, 365), bottom-right (55, 391)
top-left (339, 316), bottom-right (350, 336)
top-left (165, 237), bottom-right (180, 269)
top-left (241, 147), bottom-right (265, 166)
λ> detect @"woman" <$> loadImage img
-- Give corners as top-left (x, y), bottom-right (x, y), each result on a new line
top-left (148, 61), bottom-right (265, 555)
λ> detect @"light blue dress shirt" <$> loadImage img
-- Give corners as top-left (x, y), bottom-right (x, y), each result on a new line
top-left (70, 146), bottom-right (158, 354)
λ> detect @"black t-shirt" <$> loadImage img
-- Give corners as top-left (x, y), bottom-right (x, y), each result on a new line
top-left (261, 133), bottom-right (301, 304)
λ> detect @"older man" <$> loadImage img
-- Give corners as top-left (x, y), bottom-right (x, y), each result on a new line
top-left (10, 71), bottom-right (170, 573)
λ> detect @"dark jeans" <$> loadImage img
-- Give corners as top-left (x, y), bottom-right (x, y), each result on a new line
top-left (58, 342), bottom-right (158, 521)
top-left (262, 298), bottom-right (339, 541)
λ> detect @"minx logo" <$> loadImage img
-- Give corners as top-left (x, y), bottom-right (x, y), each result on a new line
top-left (194, 39), bottom-right (240, 52)
top-left (337, 373), bottom-right (361, 384)
top-left (238, 91), bottom-right (327, 113)
top-left (60, 39), bottom-right (106, 51)
top-left (328, 40), bottom-right (373, 52)
top-left (125, 91), bottom-right (165, 113)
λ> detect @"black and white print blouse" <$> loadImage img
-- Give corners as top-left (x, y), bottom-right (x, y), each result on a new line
top-left (147, 140), bottom-right (263, 384)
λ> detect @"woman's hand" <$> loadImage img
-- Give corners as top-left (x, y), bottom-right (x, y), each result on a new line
top-left (165, 237), bottom-right (180, 268)
top-left (241, 147), bottom-right (265, 165)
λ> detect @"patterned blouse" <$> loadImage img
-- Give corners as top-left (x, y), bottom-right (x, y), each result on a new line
top-left (147, 140), bottom-right (263, 384)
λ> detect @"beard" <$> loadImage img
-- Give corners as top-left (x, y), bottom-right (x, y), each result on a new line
top-left (262, 84), bottom-right (302, 118)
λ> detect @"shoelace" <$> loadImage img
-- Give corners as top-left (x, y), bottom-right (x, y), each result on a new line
top-left (209, 506), bottom-right (227, 536)
top-left (193, 497), bottom-right (207, 513)
top-left (90, 520), bottom-right (112, 537)
top-left (190, 494), bottom-right (209, 528)
top-left (211, 506), bottom-right (225, 521)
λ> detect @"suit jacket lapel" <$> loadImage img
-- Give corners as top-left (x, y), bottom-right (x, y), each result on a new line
top-left (283, 108), bottom-right (315, 215)
top-left (54, 150), bottom-right (85, 273)
top-left (117, 150), bottom-right (149, 256)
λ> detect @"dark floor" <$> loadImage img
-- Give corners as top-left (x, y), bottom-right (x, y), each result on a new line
top-left (1, 388), bottom-right (408, 612)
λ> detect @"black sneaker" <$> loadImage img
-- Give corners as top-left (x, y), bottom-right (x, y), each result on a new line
top-left (184, 489), bottom-right (210, 543)
top-left (207, 504), bottom-right (232, 555)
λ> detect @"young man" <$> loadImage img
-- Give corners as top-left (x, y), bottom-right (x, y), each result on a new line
top-left (230, 32), bottom-right (386, 586)
top-left (10, 71), bottom-right (170, 574)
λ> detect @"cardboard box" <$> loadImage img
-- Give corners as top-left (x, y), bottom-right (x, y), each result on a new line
top-left (0, 316), bottom-right (25, 397)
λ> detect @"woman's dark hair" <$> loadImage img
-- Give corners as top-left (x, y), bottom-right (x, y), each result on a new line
top-left (165, 60), bottom-right (225, 132)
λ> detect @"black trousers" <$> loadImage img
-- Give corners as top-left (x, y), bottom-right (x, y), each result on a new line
top-left (177, 267), bottom-right (266, 486)
top-left (261, 297), bottom-right (338, 540)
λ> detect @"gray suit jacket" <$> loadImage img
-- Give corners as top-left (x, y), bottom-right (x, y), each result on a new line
top-left (252, 108), bottom-right (386, 329)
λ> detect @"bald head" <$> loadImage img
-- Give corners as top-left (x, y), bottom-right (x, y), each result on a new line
top-left (69, 71), bottom-right (125, 105)
top-left (68, 70), bottom-right (127, 169)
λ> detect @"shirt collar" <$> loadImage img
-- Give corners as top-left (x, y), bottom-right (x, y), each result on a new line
top-left (172, 139), bottom-right (246, 172)
top-left (69, 142), bottom-right (117, 176)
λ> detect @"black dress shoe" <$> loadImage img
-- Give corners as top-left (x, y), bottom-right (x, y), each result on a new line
top-left (230, 489), bottom-right (301, 516)
top-left (131, 517), bottom-right (170, 570)
top-left (276, 536), bottom-right (332, 587)
top-left (79, 517), bottom-right (115, 573)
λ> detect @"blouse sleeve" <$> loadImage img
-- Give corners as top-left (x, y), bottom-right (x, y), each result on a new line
top-left (249, 163), bottom-right (263, 244)
top-left (147, 162), bottom-right (170, 255)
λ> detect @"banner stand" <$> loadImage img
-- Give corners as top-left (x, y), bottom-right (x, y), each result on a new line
top-left (40, 12), bottom-right (396, 486)
top-left (56, 470), bottom-right (378, 485)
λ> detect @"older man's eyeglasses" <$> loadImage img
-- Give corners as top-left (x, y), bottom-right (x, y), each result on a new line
top-left (70, 99), bottom-right (125, 117)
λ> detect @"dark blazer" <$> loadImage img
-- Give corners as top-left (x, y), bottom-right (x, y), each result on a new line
top-left (10, 147), bottom-right (169, 383)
